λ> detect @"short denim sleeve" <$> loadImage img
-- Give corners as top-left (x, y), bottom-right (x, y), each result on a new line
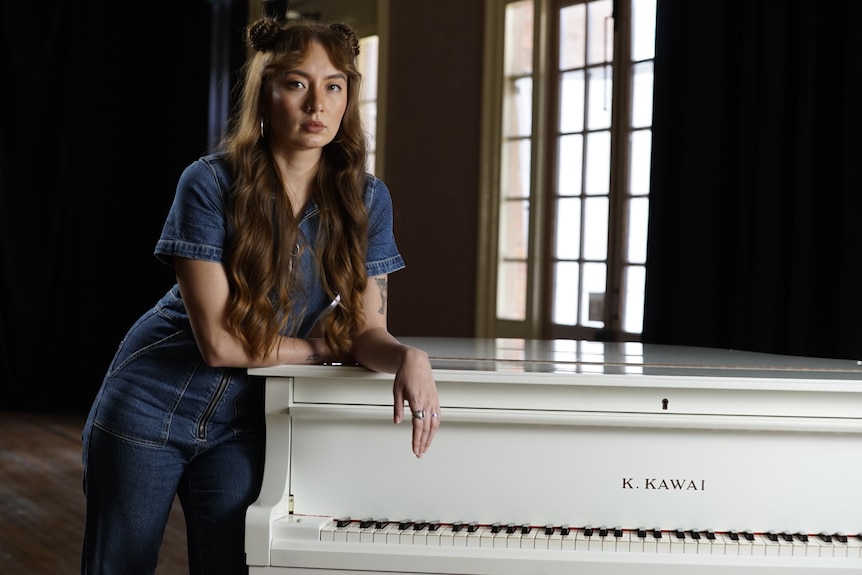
top-left (154, 154), bottom-right (230, 266)
top-left (364, 175), bottom-right (406, 277)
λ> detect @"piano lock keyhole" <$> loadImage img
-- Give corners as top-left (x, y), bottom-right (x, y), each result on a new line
top-left (661, 398), bottom-right (669, 410)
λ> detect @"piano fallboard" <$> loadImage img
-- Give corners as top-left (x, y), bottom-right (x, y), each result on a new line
top-left (245, 338), bottom-right (862, 574)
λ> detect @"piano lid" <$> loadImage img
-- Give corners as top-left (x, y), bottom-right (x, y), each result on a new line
top-left (367, 337), bottom-right (862, 381)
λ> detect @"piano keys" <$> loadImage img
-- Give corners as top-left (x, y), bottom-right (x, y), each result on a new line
top-left (245, 337), bottom-right (862, 574)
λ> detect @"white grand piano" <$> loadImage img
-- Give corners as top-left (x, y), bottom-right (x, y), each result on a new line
top-left (245, 337), bottom-right (862, 574)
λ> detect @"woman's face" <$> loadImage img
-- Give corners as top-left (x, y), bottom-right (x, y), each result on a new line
top-left (267, 41), bottom-right (348, 153)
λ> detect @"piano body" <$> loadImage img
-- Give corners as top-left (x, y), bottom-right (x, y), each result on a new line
top-left (245, 337), bottom-right (862, 574)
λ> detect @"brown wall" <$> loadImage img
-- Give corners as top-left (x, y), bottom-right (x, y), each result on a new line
top-left (383, 0), bottom-right (485, 338)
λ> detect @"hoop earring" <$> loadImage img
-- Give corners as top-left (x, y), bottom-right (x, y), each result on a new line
top-left (259, 118), bottom-right (268, 139)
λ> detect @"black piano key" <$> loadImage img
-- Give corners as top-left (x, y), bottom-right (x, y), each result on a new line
top-left (613, 526), bottom-right (623, 538)
top-left (780, 531), bottom-right (793, 542)
top-left (819, 531), bottom-right (832, 543)
top-left (490, 522), bottom-right (502, 534)
top-left (467, 522), bottom-right (479, 533)
top-left (413, 520), bottom-right (427, 531)
top-left (375, 518), bottom-right (389, 529)
top-left (690, 530), bottom-right (701, 540)
top-left (742, 530), bottom-right (755, 541)
top-left (505, 522), bottom-right (517, 534)
top-left (520, 523), bottom-right (532, 535)
top-left (544, 524), bottom-right (555, 535)
top-left (428, 520), bottom-right (441, 532)
top-left (728, 530), bottom-right (739, 541)
top-left (560, 524), bottom-right (571, 536)
top-left (795, 532), bottom-right (808, 542)
top-left (834, 532), bottom-right (848, 543)
top-left (651, 528), bottom-right (662, 539)
top-left (335, 516), bottom-right (351, 528)
top-left (766, 531), bottom-right (778, 542)
top-left (598, 526), bottom-right (608, 537)
top-left (674, 529), bottom-right (685, 539)
top-left (856, 533), bottom-right (862, 542)
top-left (583, 525), bottom-right (593, 537)
top-left (359, 517), bottom-right (374, 529)
top-left (636, 527), bottom-right (647, 538)
top-left (398, 519), bottom-right (413, 530)
top-left (451, 521), bottom-right (464, 533)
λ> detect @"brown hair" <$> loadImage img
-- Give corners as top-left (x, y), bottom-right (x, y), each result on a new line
top-left (219, 18), bottom-right (368, 360)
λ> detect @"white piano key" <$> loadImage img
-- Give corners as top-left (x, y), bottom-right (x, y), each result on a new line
top-left (384, 523), bottom-right (402, 545)
top-left (600, 532), bottom-right (618, 552)
top-left (519, 527), bottom-right (538, 549)
top-left (371, 523), bottom-right (393, 544)
top-left (655, 533), bottom-right (671, 554)
top-left (573, 530), bottom-right (590, 552)
top-left (712, 533), bottom-right (735, 555)
top-left (436, 525), bottom-right (455, 546)
top-left (627, 531), bottom-right (644, 553)
top-left (464, 526), bottom-right (483, 548)
top-left (482, 527), bottom-right (501, 548)
top-left (452, 527), bottom-right (470, 547)
top-left (762, 534), bottom-right (780, 556)
top-left (341, 520), bottom-right (362, 543)
top-left (533, 527), bottom-right (551, 550)
top-left (560, 533), bottom-right (575, 551)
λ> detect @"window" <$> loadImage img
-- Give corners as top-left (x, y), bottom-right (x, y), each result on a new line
top-left (477, 0), bottom-right (656, 342)
top-left (356, 34), bottom-right (380, 175)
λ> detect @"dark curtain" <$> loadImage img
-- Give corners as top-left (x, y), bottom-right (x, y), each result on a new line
top-left (643, 1), bottom-right (861, 361)
top-left (0, 1), bottom-right (247, 412)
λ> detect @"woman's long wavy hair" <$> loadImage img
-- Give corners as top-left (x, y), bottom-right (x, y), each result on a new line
top-left (219, 18), bottom-right (368, 360)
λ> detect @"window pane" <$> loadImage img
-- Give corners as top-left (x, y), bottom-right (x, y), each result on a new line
top-left (626, 196), bottom-right (648, 264)
top-left (504, 76), bottom-right (533, 137)
top-left (357, 36), bottom-right (379, 100)
top-left (632, 0), bottom-right (657, 61)
top-left (623, 265), bottom-right (645, 333)
top-left (587, 0), bottom-right (613, 65)
top-left (631, 60), bottom-right (653, 128)
top-left (629, 129), bottom-right (651, 196)
top-left (499, 199), bottom-right (530, 259)
top-left (580, 262), bottom-right (606, 327)
top-left (584, 131), bottom-right (610, 195)
top-left (583, 196), bottom-right (608, 260)
top-left (357, 35), bottom-right (379, 175)
top-left (587, 67), bottom-right (612, 130)
top-left (557, 134), bottom-right (583, 196)
top-left (555, 197), bottom-right (581, 260)
top-left (559, 3), bottom-right (585, 70)
top-left (360, 101), bottom-right (377, 152)
top-left (497, 261), bottom-right (527, 320)
top-left (559, 70), bottom-right (585, 133)
top-left (505, 1), bottom-right (534, 75)
top-left (501, 139), bottom-right (531, 198)
top-left (553, 261), bottom-right (580, 325)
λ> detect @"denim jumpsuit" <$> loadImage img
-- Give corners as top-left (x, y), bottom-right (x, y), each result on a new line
top-left (81, 153), bottom-right (405, 575)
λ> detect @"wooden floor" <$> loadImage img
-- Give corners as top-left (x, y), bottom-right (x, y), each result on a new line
top-left (0, 412), bottom-right (188, 575)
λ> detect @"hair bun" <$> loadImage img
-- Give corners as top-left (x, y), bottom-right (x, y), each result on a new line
top-left (329, 22), bottom-right (360, 57)
top-left (248, 18), bottom-right (281, 52)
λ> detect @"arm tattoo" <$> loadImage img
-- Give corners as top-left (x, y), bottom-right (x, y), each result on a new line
top-left (375, 277), bottom-right (388, 315)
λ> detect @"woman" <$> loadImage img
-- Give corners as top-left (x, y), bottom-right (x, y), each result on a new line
top-left (81, 17), bottom-right (440, 575)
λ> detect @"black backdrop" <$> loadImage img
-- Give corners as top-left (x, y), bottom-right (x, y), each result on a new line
top-left (642, 1), bottom-right (862, 361)
top-left (0, 1), bottom-right (247, 412)
top-left (1, 1), bottom-right (860, 413)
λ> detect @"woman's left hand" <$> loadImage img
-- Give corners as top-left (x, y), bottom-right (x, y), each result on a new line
top-left (392, 346), bottom-right (440, 458)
